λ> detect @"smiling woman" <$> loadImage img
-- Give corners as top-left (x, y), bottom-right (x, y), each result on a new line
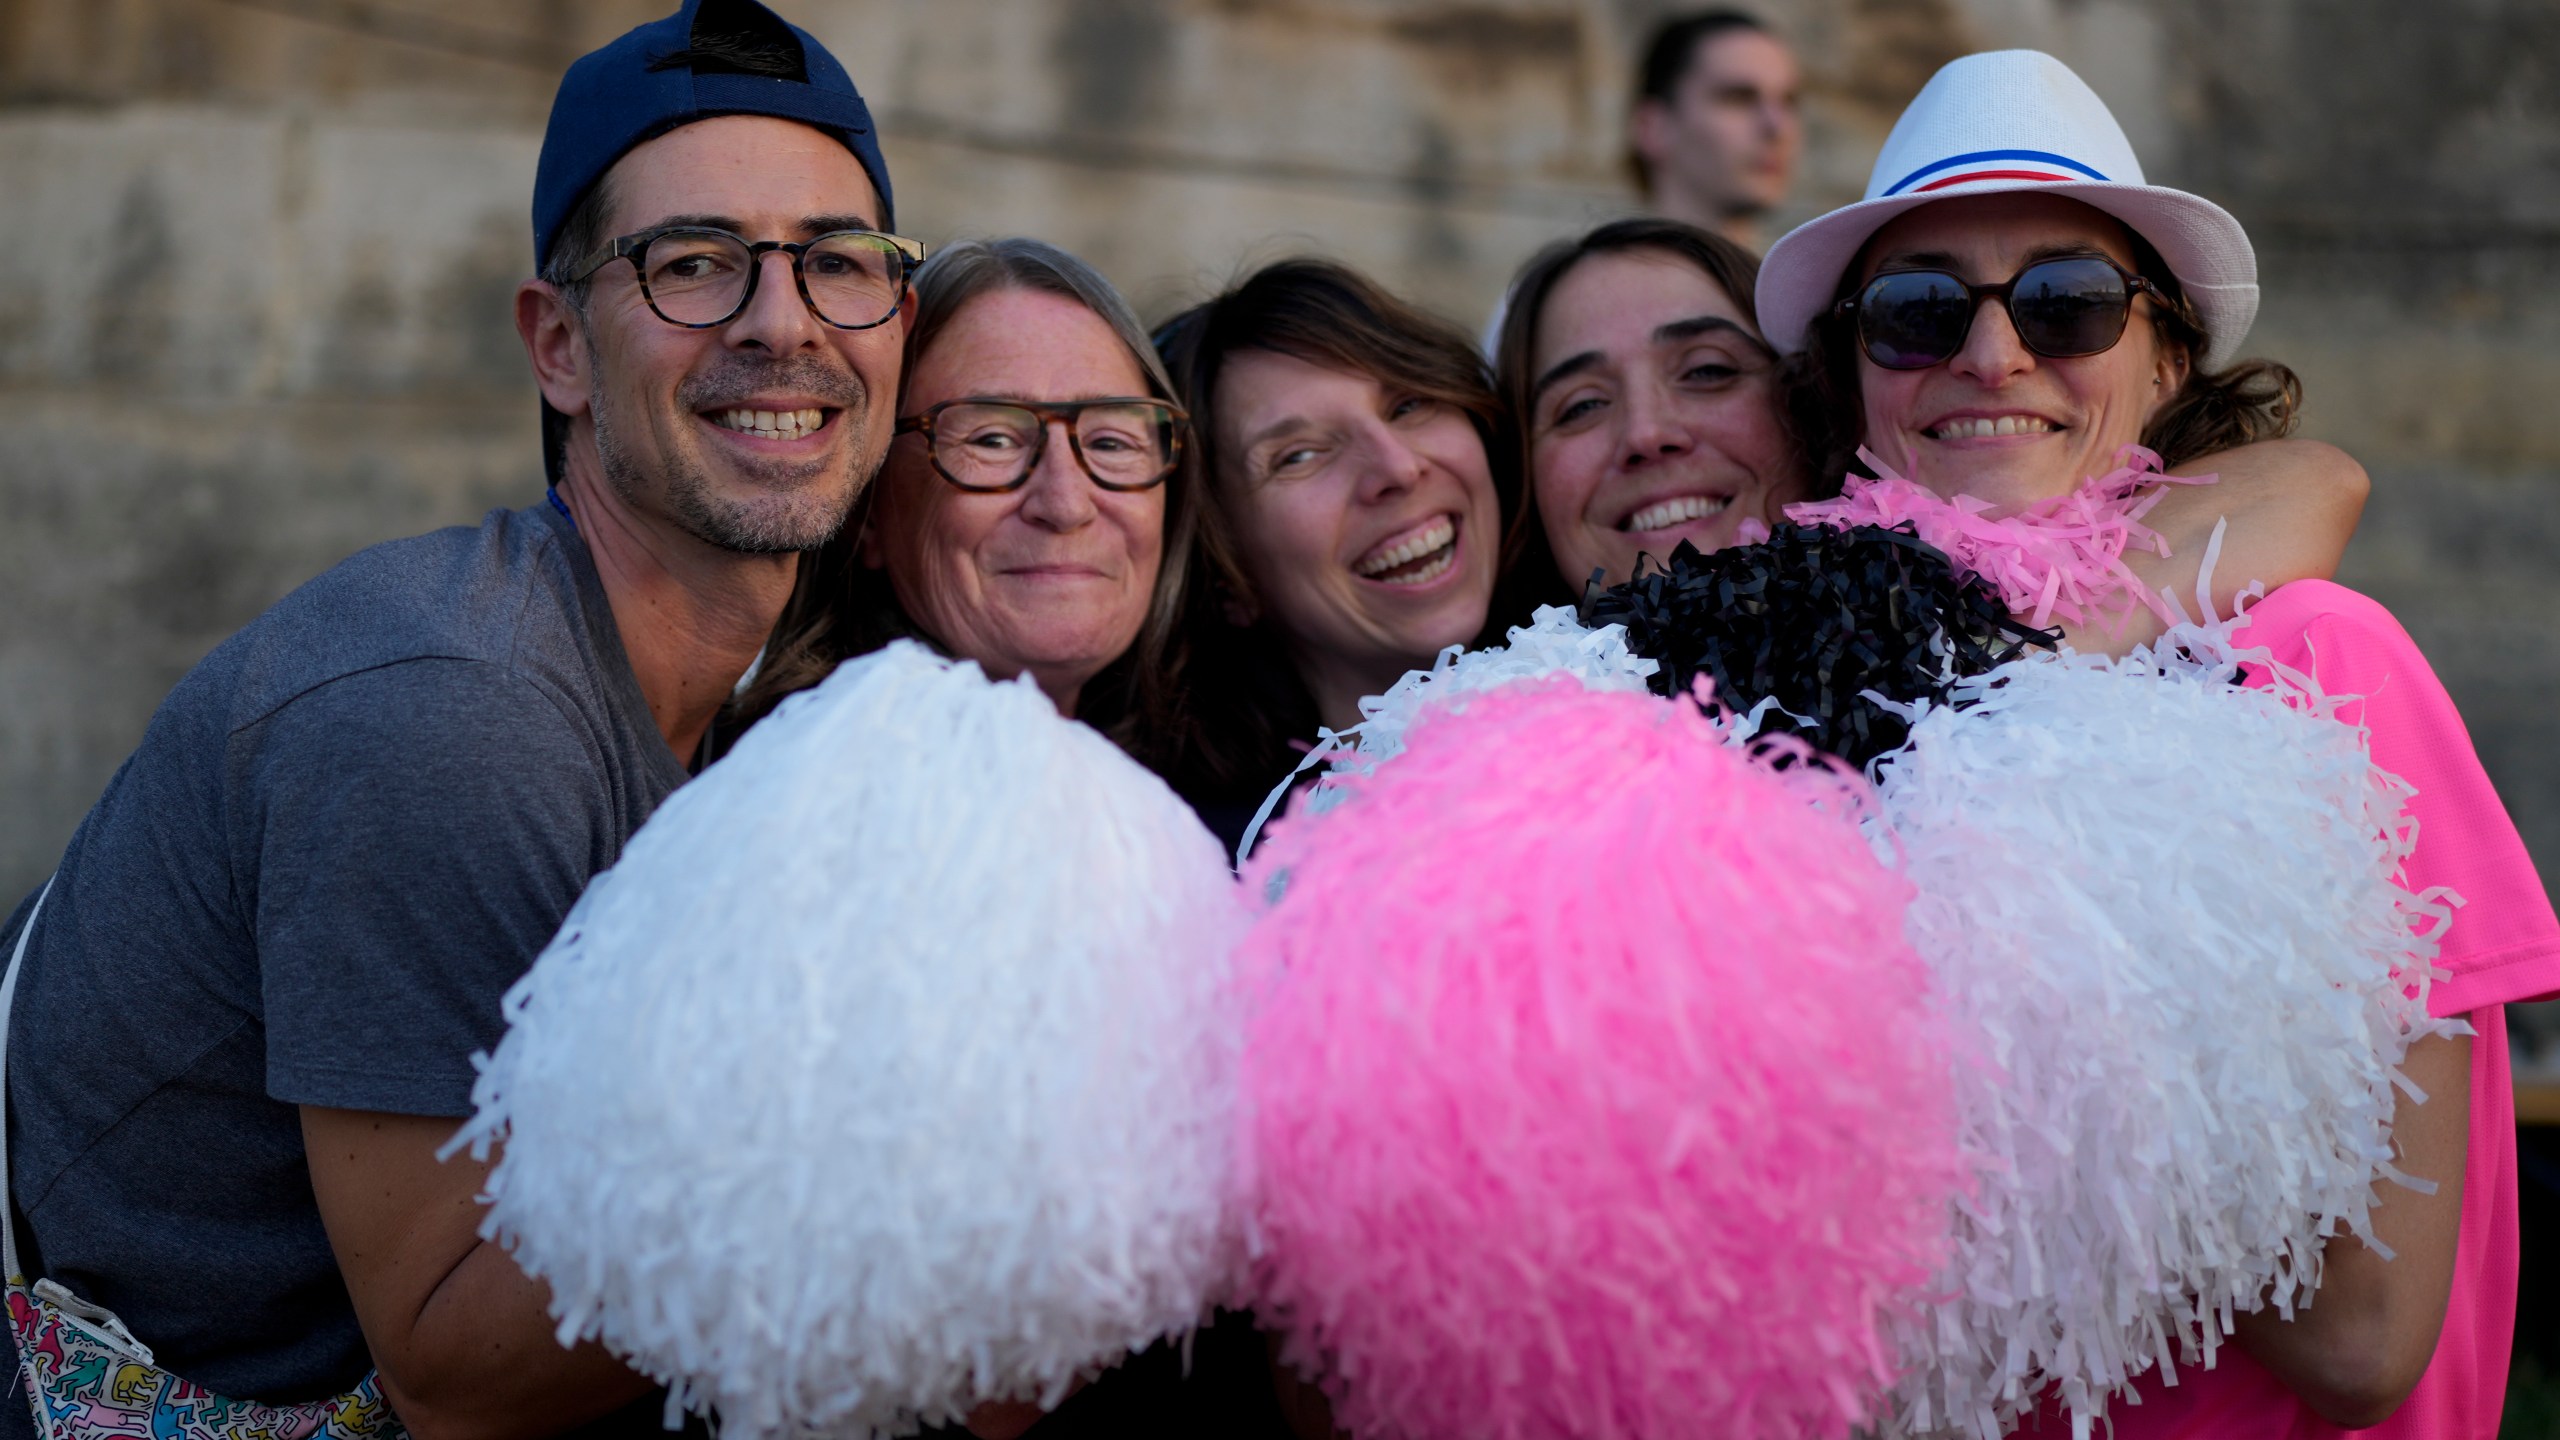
top-left (1150, 259), bottom-right (1510, 853)
top-left (1781, 190), bottom-right (2304, 518)
top-left (677, 241), bottom-right (1307, 1440)
top-left (1740, 49), bottom-right (2560, 1436)
top-left (1494, 218), bottom-right (1796, 603)
top-left (732, 237), bottom-right (1199, 758)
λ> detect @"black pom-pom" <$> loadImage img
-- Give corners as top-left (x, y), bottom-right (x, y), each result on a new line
top-left (1581, 523), bottom-right (2057, 768)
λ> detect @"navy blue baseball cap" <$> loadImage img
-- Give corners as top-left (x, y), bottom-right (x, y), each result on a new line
top-left (532, 0), bottom-right (894, 269)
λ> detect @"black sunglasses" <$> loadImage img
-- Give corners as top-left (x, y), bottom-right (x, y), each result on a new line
top-left (1836, 254), bottom-right (2169, 371)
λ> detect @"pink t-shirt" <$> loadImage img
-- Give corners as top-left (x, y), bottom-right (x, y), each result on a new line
top-left (2041, 580), bottom-right (2560, 1439)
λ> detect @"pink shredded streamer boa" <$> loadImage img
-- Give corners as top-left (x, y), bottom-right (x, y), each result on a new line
top-left (1234, 680), bottom-right (1968, 1440)
top-left (1785, 444), bottom-right (2213, 631)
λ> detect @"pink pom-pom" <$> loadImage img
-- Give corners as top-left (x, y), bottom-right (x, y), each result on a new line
top-left (1235, 680), bottom-right (1966, 1440)
top-left (1786, 444), bottom-right (2212, 632)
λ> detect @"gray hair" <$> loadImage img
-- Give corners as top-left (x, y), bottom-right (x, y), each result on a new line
top-left (902, 239), bottom-right (1196, 752)
top-left (900, 237), bottom-right (1182, 406)
top-left (728, 237), bottom-right (1202, 768)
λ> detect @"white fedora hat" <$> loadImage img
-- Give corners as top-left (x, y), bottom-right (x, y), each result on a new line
top-left (1756, 50), bottom-right (2258, 371)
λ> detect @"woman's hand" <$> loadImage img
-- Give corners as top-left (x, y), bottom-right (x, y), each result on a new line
top-left (2062, 438), bottom-right (2367, 656)
top-left (2117, 438), bottom-right (2371, 642)
top-left (2232, 1027), bottom-right (2471, 1426)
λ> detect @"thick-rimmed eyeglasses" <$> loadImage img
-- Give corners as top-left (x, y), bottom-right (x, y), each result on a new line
top-left (895, 398), bottom-right (1186, 493)
top-left (571, 225), bottom-right (928, 331)
top-left (1835, 254), bottom-right (2169, 371)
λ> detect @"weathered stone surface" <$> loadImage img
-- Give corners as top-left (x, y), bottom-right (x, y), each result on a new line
top-left (4, 0), bottom-right (2555, 938)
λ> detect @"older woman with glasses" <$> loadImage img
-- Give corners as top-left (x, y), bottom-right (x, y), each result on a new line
top-left (725, 238), bottom-right (1294, 1440)
top-left (736, 238), bottom-right (1195, 754)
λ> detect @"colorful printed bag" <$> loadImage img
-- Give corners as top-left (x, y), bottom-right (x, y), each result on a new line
top-left (2, 881), bottom-right (408, 1440)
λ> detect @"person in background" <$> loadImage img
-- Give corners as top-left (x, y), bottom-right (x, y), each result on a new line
top-left (0, 2), bottom-right (910, 1436)
top-left (1154, 259), bottom-right (1510, 855)
top-left (1626, 9), bottom-right (1803, 251)
top-left (1478, 11), bottom-right (1796, 361)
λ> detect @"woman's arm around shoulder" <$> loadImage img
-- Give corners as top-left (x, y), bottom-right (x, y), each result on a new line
top-left (2133, 437), bottom-right (2370, 618)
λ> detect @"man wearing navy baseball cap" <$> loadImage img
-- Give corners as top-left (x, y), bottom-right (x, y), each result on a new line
top-left (0, 4), bottom-right (911, 1437)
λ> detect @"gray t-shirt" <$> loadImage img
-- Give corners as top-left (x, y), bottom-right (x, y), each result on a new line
top-left (0, 501), bottom-right (689, 1418)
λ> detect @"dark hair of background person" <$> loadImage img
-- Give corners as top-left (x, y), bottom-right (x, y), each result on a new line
top-left (1625, 9), bottom-right (1771, 194)
top-left (727, 237), bottom-right (1201, 765)
top-left (534, 25), bottom-right (815, 484)
top-left (1489, 216), bottom-right (1778, 610)
top-left (1151, 258), bottom-right (1515, 809)
top-left (1779, 226), bottom-right (2303, 493)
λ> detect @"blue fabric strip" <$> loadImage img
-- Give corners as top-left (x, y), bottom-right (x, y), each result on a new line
top-left (1882, 148), bottom-right (2111, 196)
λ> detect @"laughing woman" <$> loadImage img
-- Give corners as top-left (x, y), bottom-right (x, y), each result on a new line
top-left (1153, 259), bottom-right (1510, 854)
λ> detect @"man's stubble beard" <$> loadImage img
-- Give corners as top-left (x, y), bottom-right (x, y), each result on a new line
top-left (591, 349), bottom-right (888, 555)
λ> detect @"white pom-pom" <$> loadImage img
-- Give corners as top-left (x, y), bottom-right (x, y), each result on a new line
top-left (1239, 606), bottom-right (1657, 856)
top-left (449, 641), bottom-right (1247, 1439)
top-left (1336, 605), bottom-right (1658, 773)
top-left (1873, 624), bottom-right (2457, 1437)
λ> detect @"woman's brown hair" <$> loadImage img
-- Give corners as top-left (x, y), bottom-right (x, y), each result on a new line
top-left (728, 238), bottom-right (1199, 767)
top-left (1781, 225), bottom-right (2301, 493)
top-left (1152, 258), bottom-right (1510, 811)
top-left (1488, 216), bottom-right (1772, 613)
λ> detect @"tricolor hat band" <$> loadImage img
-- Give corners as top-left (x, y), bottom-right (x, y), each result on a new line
top-left (1752, 51), bottom-right (2260, 371)
top-left (1883, 148), bottom-right (2112, 196)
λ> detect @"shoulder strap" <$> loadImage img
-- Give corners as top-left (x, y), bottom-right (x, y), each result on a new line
top-left (1, 878), bottom-right (56, 1285)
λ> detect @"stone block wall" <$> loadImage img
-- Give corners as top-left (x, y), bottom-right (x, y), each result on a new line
top-left (4, 0), bottom-right (2554, 980)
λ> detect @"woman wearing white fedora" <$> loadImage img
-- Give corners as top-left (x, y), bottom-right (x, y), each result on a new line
top-left (1757, 49), bottom-right (2560, 1439)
